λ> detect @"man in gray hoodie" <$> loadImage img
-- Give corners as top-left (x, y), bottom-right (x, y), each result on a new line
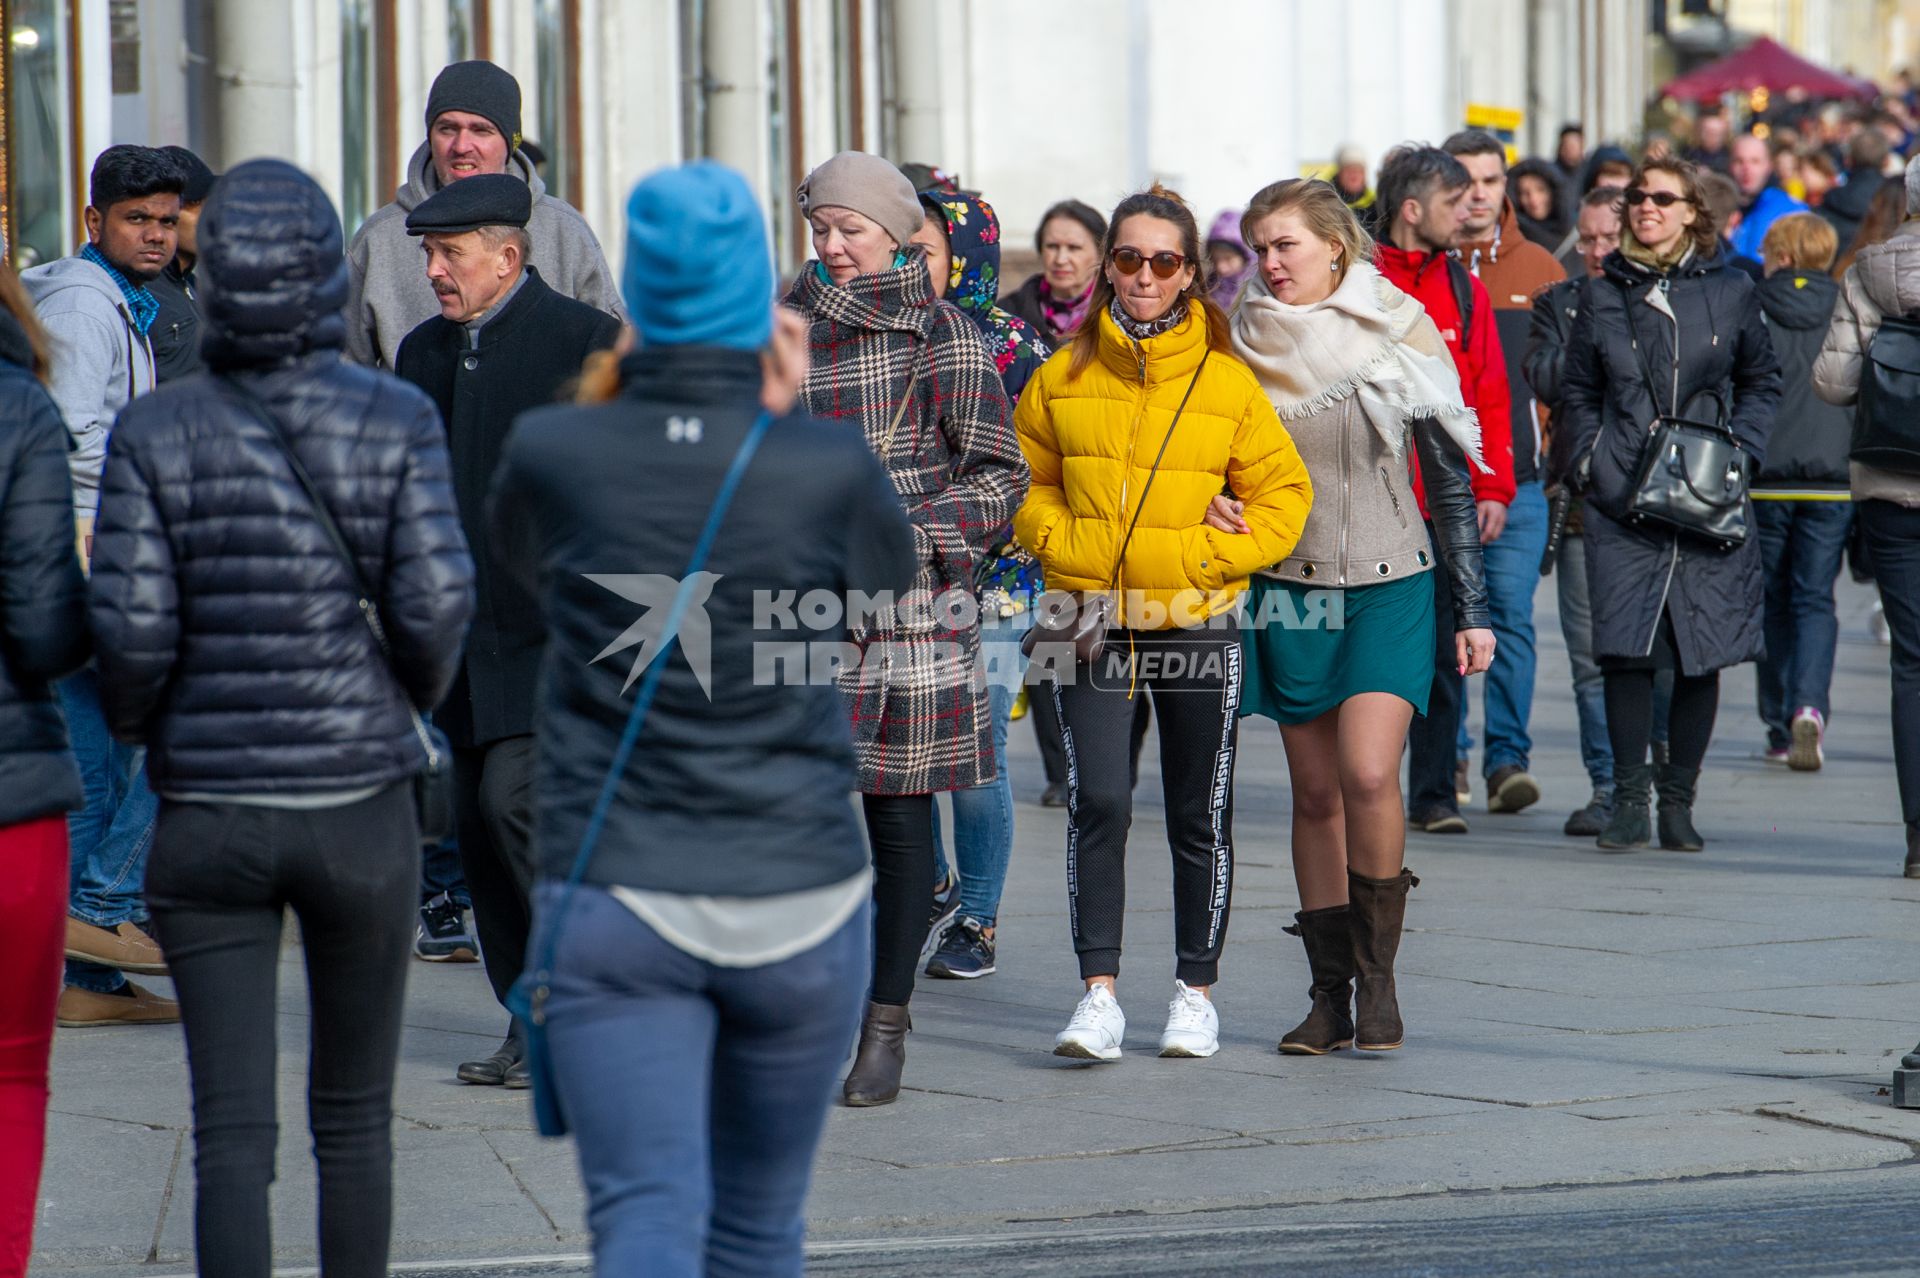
top-left (23, 144), bottom-right (183, 1026)
top-left (346, 60), bottom-right (624, 368)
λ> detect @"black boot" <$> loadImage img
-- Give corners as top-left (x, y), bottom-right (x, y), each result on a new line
top-left (1279, 906), bottom-right (1354, 1055)
top-left (1655, 764), bottom-right (1704, 852)
top-left (1905, 824), bottom-right (1919, 880)
top-left (1596, 761), bottom-right (1652, 852)
top-left (457, 1021), bottom-right (526, 1086)
top-left (1348, 870), bottom-right (1418, 1051)
top-left (843, 1001), bottom-right (911, 1107)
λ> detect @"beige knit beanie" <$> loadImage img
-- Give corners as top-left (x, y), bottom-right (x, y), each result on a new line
top-left (795, 151), bottom-right (922, 247)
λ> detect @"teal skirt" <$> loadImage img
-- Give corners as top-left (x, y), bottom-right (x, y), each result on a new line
top-left (1240, 572), bottom-right (1436, 725)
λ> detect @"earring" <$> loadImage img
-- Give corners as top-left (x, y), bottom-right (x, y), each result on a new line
top-left (1331, 259), bottom-right (1341, 273)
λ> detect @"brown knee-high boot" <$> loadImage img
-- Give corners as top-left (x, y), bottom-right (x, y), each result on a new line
top-left (1279, 906), bottom-right (1355, 1055)
top-left (1348, 869), bottom-right (1419, 1051)
top-left (843, 1001), bottom-right (911, 1107)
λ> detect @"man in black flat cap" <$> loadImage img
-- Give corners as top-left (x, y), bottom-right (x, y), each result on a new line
top-left (394, 171), bottom-right (620, 1088)
top-left (347, 59), bottom-right (622, 369)
top-left (150, 145), bottom-right (217, 382)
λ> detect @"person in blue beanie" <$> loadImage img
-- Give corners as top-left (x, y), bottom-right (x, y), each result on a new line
top-left (490, 160), bottom-right (916, 1277)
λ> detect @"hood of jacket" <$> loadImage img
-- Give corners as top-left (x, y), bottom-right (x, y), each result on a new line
top-left (1755, 267), bottom-right (1840, 330)
top-left (1850, 220), bottom-right (1920, 318)
top-left (784, 245), bottom-right (938, 340)
top-left (20, 252), bottom-right (136, 319)
top-left (1579, 145), bottom-right (1634, 195)
top-left (196, 159), bottom-right (349, 370)
top-left (394, 140), bottom-right (548, 213)
top-left (924, 190), bottom-right (1007, 326)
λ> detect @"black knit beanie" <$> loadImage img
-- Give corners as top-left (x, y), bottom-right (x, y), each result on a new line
top-left (425, 61), bottom-right (522, 149)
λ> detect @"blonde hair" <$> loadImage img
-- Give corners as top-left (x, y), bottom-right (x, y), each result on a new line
top-left (1761, 212), bottom-right (1838, 273)
top-left (1240, 178), bottom-right (1376, 270)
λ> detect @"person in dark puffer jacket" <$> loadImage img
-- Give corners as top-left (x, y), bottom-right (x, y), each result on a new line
top-left (86, 159), bottom-right (474, 1278)
top-left (1751, 214), bottom-right (1853, 772)
top-left (0, 265), bottom-right (91, 1278)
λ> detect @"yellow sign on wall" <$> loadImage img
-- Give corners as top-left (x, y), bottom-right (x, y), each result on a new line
top-left (1466, 103), bottom-right (1525, 165)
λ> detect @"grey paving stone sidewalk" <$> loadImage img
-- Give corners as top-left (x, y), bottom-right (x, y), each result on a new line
top-left (31, 580), bottom-right (1920, 1274)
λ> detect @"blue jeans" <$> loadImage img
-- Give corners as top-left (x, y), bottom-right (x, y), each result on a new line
top-left (1555, 533), bottom-right (1613, 796)
top-left (933, 626), bottom-right (1024, 929)
top-left (1756, 499), bottom-right (1852, 746)
top-left (420, 834), bottom-right (469, 909)
top-left (1458, 480), bottom-right (1550, 775)
top-left (58, 669), bottom-right (158, 993)
top-left (536, 883), bottom-right (868, 1277)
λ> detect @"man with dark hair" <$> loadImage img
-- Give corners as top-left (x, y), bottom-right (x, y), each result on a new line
top-left (1372, 144), bottom-right (1518, 835)
top-left (1555, 124), bottom-right (1587, 194)
top-left (1439, 130), bottom-right (1566, 818)
top-left (22, 144), bottom-right (184, 1025)
top-left (1685, 112), bottom-right (1733, 174)
top-left (347, 59), bottom-right (622, 368)
top-left (150, 146), bottom-right (218, 382)
top-left (1698, 169), bottom-right (1765, 280)
top-left (394, 174), bottom-right (619, 1086)
top-left (1819, 127), bottom-right (1893, 250)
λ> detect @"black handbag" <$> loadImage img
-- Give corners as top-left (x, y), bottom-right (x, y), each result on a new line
top-left (1616, 286), bottom-right (1750, 552)
top-left (219, 377), bottom-right (454, 844)
top-left (1021, 352), bottom-right (1210, 664)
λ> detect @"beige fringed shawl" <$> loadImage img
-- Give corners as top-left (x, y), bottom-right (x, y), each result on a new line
top-left (1230, 260), bottom-right (1490, 473)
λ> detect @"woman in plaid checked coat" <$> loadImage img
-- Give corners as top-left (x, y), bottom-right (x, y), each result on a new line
top-left (786, 152), bottom-right (1029, 1107)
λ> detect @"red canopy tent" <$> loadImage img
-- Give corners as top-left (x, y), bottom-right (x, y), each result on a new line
top-left (1662, 36), bottom-right (1877, 103)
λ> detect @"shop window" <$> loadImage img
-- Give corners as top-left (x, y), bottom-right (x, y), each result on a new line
top-left (5, 0), bottom-right (78, 268)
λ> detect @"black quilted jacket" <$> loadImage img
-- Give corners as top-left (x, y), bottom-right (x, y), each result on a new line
top-left (0, 310), bottom-right (90, 827)
top-left (87, 159), bottom-right (474, 796)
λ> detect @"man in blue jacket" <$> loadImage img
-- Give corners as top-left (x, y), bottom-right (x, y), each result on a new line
top-left (1729, 133), bottom-right (1808, 262)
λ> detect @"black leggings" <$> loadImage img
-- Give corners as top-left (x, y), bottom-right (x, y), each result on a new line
top-left (1599, 619), bottom-right (1720, 772)
top-left (144, 785), bottom-right (418, 1278)
top-left (863, 793), bottom-right (934, 1006)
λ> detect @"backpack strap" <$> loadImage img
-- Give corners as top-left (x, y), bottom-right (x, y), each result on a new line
top-left (1447, 257), bottom-right (1477, 356)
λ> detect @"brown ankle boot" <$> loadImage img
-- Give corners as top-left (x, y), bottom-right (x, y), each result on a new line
top-left (1348, 869), bottom-right (1419, 1051)
top-left (842, 1001), bottom-right (911, 1107)
top-left (1279, 906), bottom-right (1354, 1055)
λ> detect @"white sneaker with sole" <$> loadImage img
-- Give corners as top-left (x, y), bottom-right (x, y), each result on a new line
top-left (1054, 984), bottom-right (1125, 1060)
top-left (1157, 980), bottom-right (1220, 1058)
top-left (1789, 706), bottom-right (1825, 772)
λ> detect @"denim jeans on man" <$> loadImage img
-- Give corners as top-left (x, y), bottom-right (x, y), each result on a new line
top-left (932, 618), bottom-right (1025, 929)
top-left (1554, 532), bottom-right (1612, 797)
top-left (1456, 480), bottom-right (1550, 777)
top-left (537, 883), bottom-right (869, 1277)
top-left (57, 668), bottom-right (158, 993)
top-left (1755, 499), bottom-right (1853, 747)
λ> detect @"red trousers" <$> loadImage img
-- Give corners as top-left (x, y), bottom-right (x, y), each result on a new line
top-left (0, 816), bottom-right (67, 1278)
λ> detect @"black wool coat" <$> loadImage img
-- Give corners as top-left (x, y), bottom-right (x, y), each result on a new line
top-left (1561, 249), bottom-right (1783, 675)
top-left (0, 311), bottom-right (90, 827)
top-left (396, 267), bottom-right (621, 748)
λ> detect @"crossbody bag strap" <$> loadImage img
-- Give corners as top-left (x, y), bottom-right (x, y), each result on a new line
top-left (877, 349), bottom-right (923, 457)
top-left (1107, 350), bottom-right (1210, 591)
top-left (216, 375), bottom-right (440, 769)
top-left (523, 411), bottom-right (775, 1024)
top-left (1617, 278), bottom-right (1673, 421)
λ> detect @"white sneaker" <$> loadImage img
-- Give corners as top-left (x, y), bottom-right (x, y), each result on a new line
top-left (1157, 980), bottom-right (1220, 1058)
top-left (1054, 984), bottom-right (1125, 1060)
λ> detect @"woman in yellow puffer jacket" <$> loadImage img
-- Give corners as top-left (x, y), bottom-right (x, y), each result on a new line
top-left (1014, 184), bottom-right (1312, 1063)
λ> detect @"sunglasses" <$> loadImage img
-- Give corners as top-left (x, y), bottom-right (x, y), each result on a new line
top-left (1624, 188), bottom-right (1690, 209)
top-left (1109, 246), bottom-right (1188, 279)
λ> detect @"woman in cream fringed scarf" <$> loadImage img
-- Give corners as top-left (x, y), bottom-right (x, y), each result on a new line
top-left (1205, 178), bottom-right (1494, 1056)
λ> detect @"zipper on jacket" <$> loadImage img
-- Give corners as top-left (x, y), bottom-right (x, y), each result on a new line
top-left (1381, 465), bottom-right (1407, 528)
top-left (1336, 401), bottom-right (1351, 585)
top-left (1644, 287), bottom-right (1683, 655)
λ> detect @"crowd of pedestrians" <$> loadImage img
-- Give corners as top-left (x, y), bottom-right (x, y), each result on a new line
top-left (3, 54), bottom-right (1920, 1278)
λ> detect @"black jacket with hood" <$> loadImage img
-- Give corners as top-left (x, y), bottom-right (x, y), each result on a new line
top-left (1561, 248), bottom-right (1783, 674)
top-left (0, 308), bottom-right (90, 827)
top-left (1817, 167), bottom-right (1888, 253)
top-left (1754, 268), bottom-right (1851, 489)
top-left (87, 159), bottom-right (475, 797)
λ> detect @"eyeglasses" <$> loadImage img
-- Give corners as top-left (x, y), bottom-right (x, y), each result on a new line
top-left (1109, 246), bottom-right (1187, 279)
top-left (1624, 188), bottom-right (1689, 209)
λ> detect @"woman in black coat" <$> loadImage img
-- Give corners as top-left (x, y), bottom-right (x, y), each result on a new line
top-left (1562, 157), bottom-right (1782, 853)
top-left (0, 264), bottom-right (90, 1272)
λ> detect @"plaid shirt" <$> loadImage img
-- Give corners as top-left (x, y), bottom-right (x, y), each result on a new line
top-left (82, 243), bottom-right (159, 336)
